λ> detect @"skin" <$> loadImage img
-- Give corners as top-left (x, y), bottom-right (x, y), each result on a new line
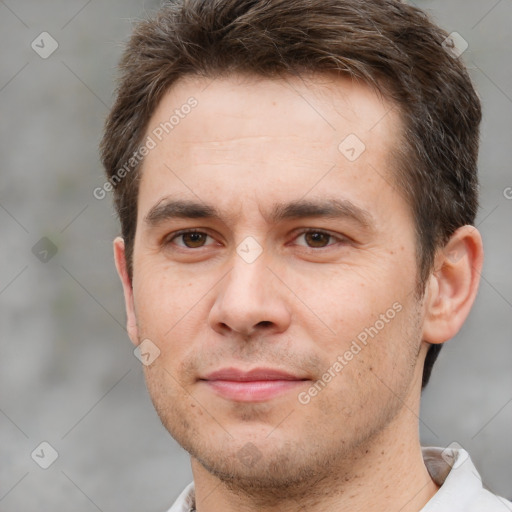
top-left (113, 73), bottom-right (483, 512)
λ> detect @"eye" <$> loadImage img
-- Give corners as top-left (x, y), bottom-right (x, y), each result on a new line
top-left (166, 229), bottom-right (216, 249)
top-left (294, 229), bottom-right (343, 248)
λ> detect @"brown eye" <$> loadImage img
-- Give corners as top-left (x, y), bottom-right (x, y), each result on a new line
top-left (181, 232), bottom-right (207, 248)
top-left (168, 230), bottom-right (213, 248)
top-left (303, 231), bottom-right (332, 248)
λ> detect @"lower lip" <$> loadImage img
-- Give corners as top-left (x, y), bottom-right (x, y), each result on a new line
top-left (203, 379), bottom-right (307, 402)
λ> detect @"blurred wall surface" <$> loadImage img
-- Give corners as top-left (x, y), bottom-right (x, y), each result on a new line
top-left (1, 1), bottom-right (511, 510)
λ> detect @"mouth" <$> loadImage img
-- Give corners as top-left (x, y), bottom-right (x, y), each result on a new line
top-left (199, 367), bottom-right (310, 402)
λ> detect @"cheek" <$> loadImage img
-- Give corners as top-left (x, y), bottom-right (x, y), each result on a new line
top-left (291, 267), bottom-right (395, 340)
top-left (300, 267), bottom-right (418, 381)
top-left (132, 260), bottom-right (221, 369)
top-left (132, 263), bottom-right (193, 336)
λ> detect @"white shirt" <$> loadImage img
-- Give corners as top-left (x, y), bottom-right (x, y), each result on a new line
top-left (166, 447), bottom-right (512, 511)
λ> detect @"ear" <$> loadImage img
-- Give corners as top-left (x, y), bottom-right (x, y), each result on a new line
top-left (422, 225), bottom-right (484, 344)
top-left (113, 237), bottom-right (139, 346)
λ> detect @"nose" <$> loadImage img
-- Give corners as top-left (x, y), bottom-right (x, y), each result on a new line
top-left (208, 252), bottom-right (292, 338)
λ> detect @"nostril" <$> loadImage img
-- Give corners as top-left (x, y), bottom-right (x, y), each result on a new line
top-left (256, 321), bottom-right (273, 329)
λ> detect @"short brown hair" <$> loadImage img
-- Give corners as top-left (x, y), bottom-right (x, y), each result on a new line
top-left (100, 0), bottom-right (482, 388)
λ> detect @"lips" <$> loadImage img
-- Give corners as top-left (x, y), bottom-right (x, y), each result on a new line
top-left (200, 367), bottom-right (309, 402)
top-left (203, 367), bottom-right (304, 381)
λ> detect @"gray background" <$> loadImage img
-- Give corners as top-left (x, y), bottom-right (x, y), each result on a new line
top-left (0, 0), bottom-right (511, 510)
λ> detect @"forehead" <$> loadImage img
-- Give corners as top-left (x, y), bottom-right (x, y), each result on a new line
top-left (145, 72), bottom-right (398, 147)
top-left (138, 73), bottom-right (403, 224)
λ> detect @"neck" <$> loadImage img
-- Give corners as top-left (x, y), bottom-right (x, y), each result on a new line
top-left (190, 409), bottom-right (439, 512)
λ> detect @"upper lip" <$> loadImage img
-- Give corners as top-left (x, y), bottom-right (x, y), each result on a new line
top-left (201, 367), bottom-right (307, 381)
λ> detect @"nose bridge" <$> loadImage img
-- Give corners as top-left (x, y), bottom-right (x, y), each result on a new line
top-left (223, 231), bottom-right (272, 300)
top-left (209, 244), bottom-right (291, 336)
top-left (224, 249), bottom-right (272, 314)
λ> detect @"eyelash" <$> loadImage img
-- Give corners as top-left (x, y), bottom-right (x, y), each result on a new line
top-left (165, 228), bottom-right (346, 250)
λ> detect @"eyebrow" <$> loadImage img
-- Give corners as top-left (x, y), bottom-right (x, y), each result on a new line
top-left (144, 197), bottom-right (374, 230)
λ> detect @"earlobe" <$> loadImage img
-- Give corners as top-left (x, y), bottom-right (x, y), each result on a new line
top-left (113, 236), bottom-right (139, 346)
top-left (422, 226), bottom-right (484, 345)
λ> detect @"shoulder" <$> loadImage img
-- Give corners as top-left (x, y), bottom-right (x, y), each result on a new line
top-left (421, 446), bottom-right (512, 512)
top-left (165, 481), bottom-right (195, 512)
top-left (472, 488), bottom-right (512, 511)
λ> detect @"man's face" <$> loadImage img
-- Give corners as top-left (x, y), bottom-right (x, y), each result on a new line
top-left (122, 74), bottom-right (429, 489)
